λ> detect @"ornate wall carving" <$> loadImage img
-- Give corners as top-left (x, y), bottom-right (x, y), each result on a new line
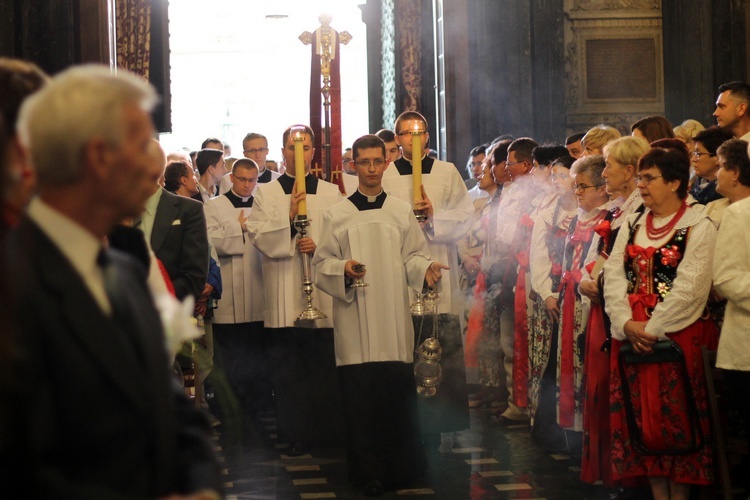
top-left (115, 0), bottom-right (150, 78)
top-left (572, 0), bottom-right (660, 11)
top-left (563, 0), bottom-right (663, 133)
top-left (396, 0), bottom-right (421, 113)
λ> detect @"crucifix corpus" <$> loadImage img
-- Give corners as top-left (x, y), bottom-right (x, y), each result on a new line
top-left (299, 14), bottom-right (351, 190)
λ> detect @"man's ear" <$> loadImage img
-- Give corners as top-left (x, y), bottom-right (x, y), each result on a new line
top-left (84, 137), bottom-right (112, 181)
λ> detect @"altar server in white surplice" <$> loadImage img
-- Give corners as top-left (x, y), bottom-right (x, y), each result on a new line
top-left (382, 111), bottom-right (473, 439)
top-left (313, 134), bottom-right (448, 497)
top-left (204, 158), bottom-right (268, 416)
top-left (246, 124), bottom-right (343, 455)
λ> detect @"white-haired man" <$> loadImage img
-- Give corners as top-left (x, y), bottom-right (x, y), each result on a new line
top-left (4, 65), bottom-right (221, 499)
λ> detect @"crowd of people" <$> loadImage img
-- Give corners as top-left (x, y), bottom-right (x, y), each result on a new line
top-left (457, 82), bottom-right (750, 499)
top-left (1, 58), bottom-right (750, 499)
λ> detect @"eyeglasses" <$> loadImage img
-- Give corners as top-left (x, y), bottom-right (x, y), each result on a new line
top-left (354, 159), bottom-right (386, 168)
top-left (244, 147), bottom-right (268, 154)
top-left (233, 175), bottom-right (256, 183)
top-left (572, 183), bottom-right (603, 192)
top-left (635, 174), bottom-right (663, 185)
top-left (470, 161), bottom-right (484, 168)
top-left (691, 151), bottom-right (713, 159)
top-left (396, 130), bottom-right (426, 136)
top-left (506, 160), bottom-right (527, 168)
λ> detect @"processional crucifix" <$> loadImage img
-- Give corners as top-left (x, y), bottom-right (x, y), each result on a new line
top-left (299, 14), bottom-right (351, 189)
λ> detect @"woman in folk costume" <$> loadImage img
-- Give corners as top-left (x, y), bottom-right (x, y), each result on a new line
top-left (603, 146), bottom-right (718, 499)
top-left (511, 145), bottom-right (568, 412)
top-left (460, 155), bottom-right (501, 387)
top-left (471, 140), bottom-right (513, 411)
top-left (555, 155), bottom-right (609, 433)
top-left (578, 136), bottom-right (649, 485)
top-left (527, 155), bottom-right (577, 448)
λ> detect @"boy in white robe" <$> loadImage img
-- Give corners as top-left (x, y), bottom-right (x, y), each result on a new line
top-left (204, 158), bottom-right (268, 419)
top-left (313, 134), bottom-right (448, 497)
top-left (246, 125), bottom-right (344, 454)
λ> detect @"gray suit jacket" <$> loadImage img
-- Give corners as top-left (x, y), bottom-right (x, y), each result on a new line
top-left (150, 189), bottom-right (209, 301)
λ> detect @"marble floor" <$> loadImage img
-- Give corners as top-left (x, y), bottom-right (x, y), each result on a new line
top-left (211, 402), bottom-right (630, 500)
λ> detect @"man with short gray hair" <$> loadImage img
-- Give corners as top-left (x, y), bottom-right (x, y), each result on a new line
top-left (4, 65), bottom-right (222, 499)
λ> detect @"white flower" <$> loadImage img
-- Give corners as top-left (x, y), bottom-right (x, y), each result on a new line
top-left (153, 293), bottom-right (201, 358)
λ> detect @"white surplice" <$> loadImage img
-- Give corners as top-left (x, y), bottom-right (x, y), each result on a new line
top-left (204, 193), bottom-right (264, 324)
top-left (246, 174), bottom-right (342, 328)
top-left (312, 192), bottom-right (432, 366)
top-left (381, 158), bottom-right (473, 315)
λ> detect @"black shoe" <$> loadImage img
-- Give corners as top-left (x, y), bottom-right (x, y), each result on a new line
top-left (363, 480), bottom-right (385, 497)
top-left (285, 441), bottom-right (308, 457)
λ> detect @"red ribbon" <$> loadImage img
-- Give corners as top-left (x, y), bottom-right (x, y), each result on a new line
top-left (584, 260), bottom-right (596, 276)
top-left (628, 293), bottom-right (659, 313)
top-left (570, 227), bottom-right (594, 244)
top-left (626, 244), bottom-right (656, 260)
top-left (558, 269), bottom-right (582, 428)
top-left (519, 213), bottom-right (534, 227)
top-left (594, 219), bottom-right (612, 250)
top-left (515, 251), bottom-right (530, 268)
top-left (513, 265), bottom-right (529, 408)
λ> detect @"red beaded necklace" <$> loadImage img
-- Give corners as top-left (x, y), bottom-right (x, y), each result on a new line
top-left (645, 202), bottom-right (687, 239)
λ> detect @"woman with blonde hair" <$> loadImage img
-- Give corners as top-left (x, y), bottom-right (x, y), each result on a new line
top-left (673, 119), bottom-right (705, 150)
top-left (579, 135), bottom-right (649, 486)
top-left (581, 125), bottom-right (621, 156)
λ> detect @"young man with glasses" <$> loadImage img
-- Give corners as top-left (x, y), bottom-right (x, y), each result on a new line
top-left (220, 132), bottom-right (280, 195)
top-left (313, 134), bottom-right (446, 497)
top-left (689, 126), bottom-right (734, 205)
top-left (382, 111), bottom-right (474, 445)
top-left (204, 158), bottom-right (269, 419)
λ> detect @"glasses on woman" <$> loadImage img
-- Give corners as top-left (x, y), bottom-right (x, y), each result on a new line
top-left (572, 183), bottom-right (603, 193)
top-left (691, 151), bottom-right (713, 159)
top-left (635, 174), bottom-right (663, 185)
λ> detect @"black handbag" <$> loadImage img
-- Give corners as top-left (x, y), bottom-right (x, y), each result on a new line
top-left (618, 340), bottom-right (703, 455)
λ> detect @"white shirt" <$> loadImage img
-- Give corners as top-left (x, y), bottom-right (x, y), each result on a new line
top-left (603, 207), bottom-right (716, 340)
top-left (27, 197), bottom-right (111, 314)
top-left (714, 196), bottom-right (750, 370)
top-left (141, 187), bottom-right (163, 245)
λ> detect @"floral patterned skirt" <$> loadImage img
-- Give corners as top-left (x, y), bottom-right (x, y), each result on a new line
top-left (609, 315), bottom-right (718, 484)
top-left (528, 294), bottom-right (554, 421)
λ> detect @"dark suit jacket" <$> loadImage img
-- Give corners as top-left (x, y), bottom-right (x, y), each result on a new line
top-left (2, 218), bottom-right (221, 499)
top-left (150, 189), bottom-right (209, 301)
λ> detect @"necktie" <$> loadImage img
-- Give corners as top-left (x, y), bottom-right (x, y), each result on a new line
top-left (97, 249), bottom-right (145, 366)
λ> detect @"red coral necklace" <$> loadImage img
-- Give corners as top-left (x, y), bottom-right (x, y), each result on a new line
top-left (645, 202), bottom-right (687, 240)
